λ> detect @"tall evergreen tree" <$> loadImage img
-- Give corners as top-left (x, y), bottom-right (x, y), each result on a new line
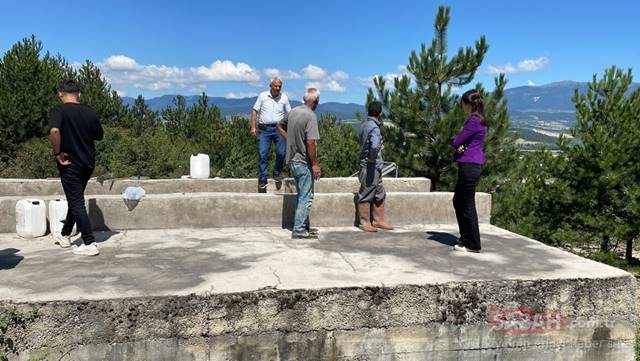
top-left (0, 35), bottom-right (70, 161)
top-left (129, 95), bottom-right (159, 135)
top-left (556, 67), bottom-right (640, 259)
top-left (76, 60), bottom-right (127, 126)
top-left (366, 6), bottom-right (513, 190)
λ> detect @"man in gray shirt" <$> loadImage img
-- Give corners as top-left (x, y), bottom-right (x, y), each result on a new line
top-left (357, 101), bottom-right (393, 231)
top-left (277, 88), bottom-right (321, 239)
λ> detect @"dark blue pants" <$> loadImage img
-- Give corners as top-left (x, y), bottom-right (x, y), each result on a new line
top-left (453, 162), bottom-right (483, 251)
top-left (258, 126), bottom-right (286, 184)
top-left (58, 162), bottom-right (95, 245)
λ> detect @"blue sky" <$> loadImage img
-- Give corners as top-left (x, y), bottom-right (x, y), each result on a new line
top-left (1, 0), bottom-right (638, 103)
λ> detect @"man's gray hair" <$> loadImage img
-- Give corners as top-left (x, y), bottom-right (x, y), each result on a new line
top-left (270, 78), bottom-right (282, 85)
top-left (303, 87), bottom-right (320, 103)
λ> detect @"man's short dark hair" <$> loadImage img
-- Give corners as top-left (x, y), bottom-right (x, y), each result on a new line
top-left (58, 80), bottom-right (80, 94)
top-left (368, 101), bottom-right (382, 117)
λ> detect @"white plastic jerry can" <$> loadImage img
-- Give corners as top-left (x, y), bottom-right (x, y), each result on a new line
top-left (190, 153), bottom-right (210, 179)
top-left (15, 199), bottom-right (47, 238)
top-left (48, 199), bottom-right (77, 236)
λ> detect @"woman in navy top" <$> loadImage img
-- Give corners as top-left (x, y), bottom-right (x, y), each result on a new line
top-left (451, 89), bottom-right (487, 253)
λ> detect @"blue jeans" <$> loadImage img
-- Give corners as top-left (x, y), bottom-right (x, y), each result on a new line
top-left (258, 126), bottom-right (286, 184)
top-left (291, 162), bottom-right (314, 233)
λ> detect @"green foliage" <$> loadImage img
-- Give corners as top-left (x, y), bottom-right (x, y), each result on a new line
top-left (75, 60), bottom-right (127, 126)
top-left (95, 127), bottom-right (195, 178)
top-left (558, 67), bottom-right (640, 256)
top-left (317, 113), bottom-right (360, 177)
top-left (493, 67), bottom-right (640, 260)
top-left (366, 6), bottom-right (513, 190)
top-left (0, 137), bottom-right (58, 178)
top-left (0, 35), bottom-right (70, 162)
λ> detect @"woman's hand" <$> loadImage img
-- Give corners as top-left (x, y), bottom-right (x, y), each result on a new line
top-left (456, 145), bottom-right (467, 154)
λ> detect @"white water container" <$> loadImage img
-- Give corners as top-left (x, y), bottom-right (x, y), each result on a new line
top-left (16, 199), bottom-right (47, 238)
top-left (48, 199), bottom-right (77, 236)
top-left (190, 154), bottom-right (210, 179)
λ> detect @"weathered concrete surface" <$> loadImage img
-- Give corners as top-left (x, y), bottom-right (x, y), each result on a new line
top-left (0, 226), bottom-right (636, 360)
top-left (0, 192), bottom-right (491, 233)
top-left (0, 177), bottom-right (430, 196)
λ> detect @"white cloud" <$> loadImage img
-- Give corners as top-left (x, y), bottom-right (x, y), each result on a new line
top-left (306, 80), bottom-right (346, 93)
top-left (302, 64), bottom-right (327, 80)
top-left (487, 57), bottom-right (549, 75)
top-left (194, 60), bottom-right (260, 81)
top-left (358, 64), bottom-right (412, 88)
top-left (330, 70), bottom-right (349, 81)
top-left (527, 80), bottom-right (536, 86)
top-left (98, 55), bottom-right (262, 92)
top-left (115, 89), bottom-right (127, 97)
top-left (225, 92), bottom-right (258, 99)
top-left (134, 81), bottom-right (172, 91)
top-left (104, 55), bottom-right (141, 71)
top-left (99, 55), bottom-right (350, 95)
top-left (264, 68), bottom-right (301, 80)
top-left (358, 65), bottom-right (412, 88)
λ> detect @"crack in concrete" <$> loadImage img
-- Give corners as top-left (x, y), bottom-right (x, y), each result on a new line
top-left (337, 252), bottom-right (357, 272)
top-left (272, 270), bottom-right (282, 287)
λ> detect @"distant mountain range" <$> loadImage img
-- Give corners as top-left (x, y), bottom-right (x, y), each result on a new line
top-left (122, 94), bottom-right (365, 120)
top-left (123, 80), bottom-right (640, 129)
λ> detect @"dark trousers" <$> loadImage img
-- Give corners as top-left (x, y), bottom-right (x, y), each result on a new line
top-left (58, 162), bottom-right (95, 245)
top-left (453, 162), bottom-right (483, 251)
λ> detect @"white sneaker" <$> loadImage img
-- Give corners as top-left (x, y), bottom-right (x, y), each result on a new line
top-left (73, 243), bottom-right (99, 256)
top-left (52, 233), bottom-right (72, 248)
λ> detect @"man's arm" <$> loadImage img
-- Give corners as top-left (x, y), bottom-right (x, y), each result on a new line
top-left (306, 139), bottom-right (321, 180)
top-left (277, 116), bottom-right (288, 140)
top-left (250, 109), bottom-right (258, 137)
top-left (49, 128), bottom-right (70, 165)
top-left (276, 122), bottom-right (287, 140)
top-left (367, 126), bottom-right (382, 162)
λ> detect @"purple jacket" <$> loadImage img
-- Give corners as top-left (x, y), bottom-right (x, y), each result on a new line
top-left (452, 115), bottom-right (487, 164)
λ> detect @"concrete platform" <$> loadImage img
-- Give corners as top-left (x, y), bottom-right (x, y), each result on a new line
top-left (0, 192), bottom-right (492, 233)
top-left (0, 177), bottom-right (431, 196)
top-left (0, 225), bottom-right (635, 360)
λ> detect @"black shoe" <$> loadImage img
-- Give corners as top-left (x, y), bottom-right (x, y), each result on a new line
top-left (292, 231), bottom-right (318, 239)
top-left (258, 182), bottom-right (267, 193)
top-left (307, 227), bottom-right (319, 235)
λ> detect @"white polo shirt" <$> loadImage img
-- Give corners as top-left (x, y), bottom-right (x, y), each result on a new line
top-left (252, 91), bottom-right (291, 125)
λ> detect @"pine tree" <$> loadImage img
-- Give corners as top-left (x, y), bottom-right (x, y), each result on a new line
top-left (129, 95), bottom-right (159, 135)
top-left (557, 67), bottom-right (640, 259)
top-left (76, 60), bottom-right (127, 126)
top-left (366, 6), bottom-right (513, 190)
top-left (0, 35), bottom-right (70, 161)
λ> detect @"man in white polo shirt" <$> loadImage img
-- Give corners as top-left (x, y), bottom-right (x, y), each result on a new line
top-left (250, 78), bottom-right (291, 192)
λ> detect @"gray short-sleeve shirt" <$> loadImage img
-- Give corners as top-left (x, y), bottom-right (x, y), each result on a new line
top-left (279, 105), bottom-right (320, 165)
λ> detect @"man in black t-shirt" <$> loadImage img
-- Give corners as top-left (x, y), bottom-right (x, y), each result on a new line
top-left (49, 80), bottom-right (104, 256)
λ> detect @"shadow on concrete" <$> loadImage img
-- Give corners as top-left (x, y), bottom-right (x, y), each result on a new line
top-left (0, 248), bottom-right (23, 270)
top-left (5, 235), bottom-right (272, 296)
top-left (426, 231), bottom-right (459, 246)
top-left (281, 193), bottom-right (296, 230)
top-left (312, 230), bottom-right (561, 279)
top-left (94, 230), bottom-right (121, 244)
top-left (352, 193), bottom-right (360, 227)
top-left (88, 198), bottom-right (109, 231)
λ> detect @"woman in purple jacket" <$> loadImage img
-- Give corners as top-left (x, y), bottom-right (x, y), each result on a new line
top-left (451, 89), bottom-right (487, 253)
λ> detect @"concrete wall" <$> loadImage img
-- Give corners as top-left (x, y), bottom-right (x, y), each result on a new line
top-left (0, 192), bottom-right (491, 233)
top-left (7, 277), bottom-right (637, 360)
top-left (0, 177), bottom-right (431, 196)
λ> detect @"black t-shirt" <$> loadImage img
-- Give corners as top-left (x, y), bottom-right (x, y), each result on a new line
top-left (48, 103), bottom-right (104, 169)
